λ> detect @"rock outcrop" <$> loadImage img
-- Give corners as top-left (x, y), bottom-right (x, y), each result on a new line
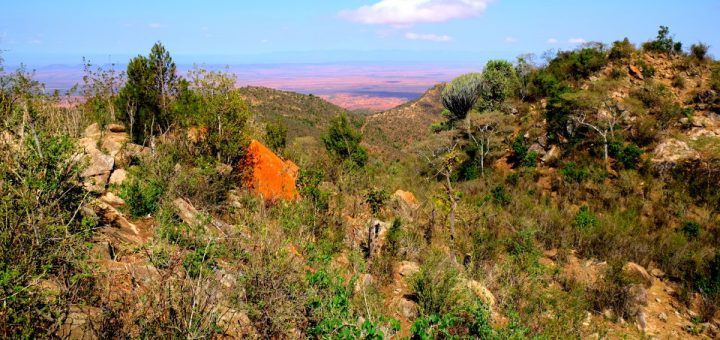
top-left (244, 139), bottom-right (299, 201)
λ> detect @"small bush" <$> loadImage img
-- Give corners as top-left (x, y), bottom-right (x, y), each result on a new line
top-left (491, 185), bottom-right (512, 207)
top-left (617, 144), bottom-right (643, 170)
top-left (561, 162), bottom-right (589, 183)
top-left (609, 38), bottom-right (635, 60)
top-left (322, 113), bottom-right (368, 168)
top-left (690, 43), bottom-right (710, 62)
top-left (120, 177), bottom-right (165, 218)
top-left (672, 74), bottom-right (686, 89)
top-left (681, 221), bottom-right (701, 239)
top-left (573, 206), bottom-right (599, 230)
top-left (365, 188), bottom-right (390, 215)
top-left (410, 257), bottom-right (464, 317)
top-left (636, 59), bottom-right (656, 78)
top-left (265, 120), bottom-right (288, 152)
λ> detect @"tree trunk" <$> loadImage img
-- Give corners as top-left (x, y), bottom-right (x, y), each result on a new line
top-left (445, 172), bottom-right (456, 243)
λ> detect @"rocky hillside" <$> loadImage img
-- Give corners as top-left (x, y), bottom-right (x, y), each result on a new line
top-left (362, 84), bottom-right (446, 161)
top-left (237, 86), bottom-right (363, 141)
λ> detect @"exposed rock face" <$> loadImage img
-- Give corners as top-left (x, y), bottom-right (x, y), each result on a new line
top-left (628, 65), bottom-right (644, 80)
top-left (108, 168), bottom-right (127, 185)
top-left (465, 279), bottom-right (496, 307)
top-left (244, 139), bottom-right (299, 201)
top-left (652, 139), bottom-right (699, 166)
top-left (391, 190), bottom-right (419, 220)
top-left (623, 262), bottom-right (654, 288)
top-left (78, 123), bottom-right (134, 193)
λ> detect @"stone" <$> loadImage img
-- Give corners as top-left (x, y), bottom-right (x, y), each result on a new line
top-left (100, 192), bottom-right (126, 208)
top-left (89, 241), bottom-right (114, 261)
top-left (364, 219), bottom-right (390, 258)
top-left (244, 139), bottom-right (299, 201)
top-left (465, 279), bottom-right (496, 307)
top-left (108, 169), bottom-right (128, 186)
top-left (652, 139), bottom-right (699, 165)
top-left (217, 306), bottom-right (254, 338)
top-left (173, 198), bottom-right (204, 227)
top-left (542, 145), bottom-right (561, 164)
top-left (84, 123), bottom-right (102, 139)
top-left (629, 65), bottom-right (644, 80)
top-left (397, 297), bottom-right (419, 319)
top-left (623, 262), bottom-right (654, 287)
top-left (101, 132), bottom-right (128, 157)
top-left (658, 312), bottom-right (668, 322)
top-left (106, 123), bottom-right (126, 133)
top-left (650, 268), bottom-right (665, 278)
top-left (354, 273), bottom-right (375, 293)
top-left (397, 261), bottom-right (420, 278)
top-left (81, 147), bottom-right (114, 193)
top-left (56, 305), bottom-right (101, 340)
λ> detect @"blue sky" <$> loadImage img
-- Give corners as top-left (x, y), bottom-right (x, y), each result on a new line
top-left (2, 0), bottom-right (719, 66)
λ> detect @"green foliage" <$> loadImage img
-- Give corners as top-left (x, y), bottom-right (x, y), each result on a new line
top-left (410, 258), bottom-right (463, 317)
top-left (297, 168), bottom-right (329, 211)
top-left (711, 63), bottom-right (720, 92)
top-left (0, 134), bottom-right (93, 336)
top-left (690, 43), bottom-right (710, 62)
top-left (322, 113), bottom-right (368, 167)
top-left (265, 120), bottom-right (288, 152)
top-left (491, 185), bottom-right (512, 207)
top-left (182, 243), bottom-right (219, 279)
top-left (636, 59), bottom-right (656, 78)
top-left (119, 177), bottom-right (165, 218)
top-left (386, 219), bottom-right (403, 257)
top-left (307, 270), bottom-right (396, 339)
top-left (681, 221), bottom-right (701, 239)
top-left (672, 74), bottom-right (686, 89)
top-left (441, 73), bottom-right (483, 123)
top-left (365, 188), bottom-right (390, 215)
top-left (177, 67), bottom-right (251, 165)
top-left (609, 38), bottom-right (635, 60)
top-left (479, 60), bottom-right (518, 111)
top-left (511, 134), bottom-right (538, 167)
top-left (561, 162), bottom-right (589, 183)
top-left (116, 42), bottom-right (178, 144)
top-left (643, 26), bottom-right (683, 54)
top-left (616, 144), bottom-right (643, 169)
top-left (545, 45), bottom-right (608, 82)
top-left (573, 206), bottom-right (599, 230)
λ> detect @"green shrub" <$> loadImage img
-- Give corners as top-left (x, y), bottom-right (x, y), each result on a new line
top-left (491, 185), bottom-right (512, 207)
top-left (0, 135), bottom-right (94, 337)
top-left (120, 177), bottom-right (165, 218)
top-left (609, 38), bottom-right (635, 60)
top-left (479, 59), bottom-right (519, 111)
top-left (511, 134), bottom-right (537, 167)
top-left (183, 244), bottom-right (219, 279)
top-left (642, 26), bottom-right (682, 54)
top-left (672, 74), bottom-right (686, 89)
top-left (365, 188), bottom-right (390, 215)
top-left (573, 206), bottom-right (599, 230)
top-left (297, 168), bottom-right (329, 212)
top-left (561, 162), bottom-right (589, 183)
top-left (322, 113), bottom-right (368, 167)
top-left (681, 221), bottom-right (701, 239)
top-left (617, 144), bottom-right (643, 169)
top-left (265, 120), bottom-right (288, 152)
top-left (636, 59), bottom-right (656, 78)
top-left (690, 43), bottom-right (710, 62)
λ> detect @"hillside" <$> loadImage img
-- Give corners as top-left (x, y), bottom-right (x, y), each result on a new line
top-left (237, 86), bottom-right (364, 141)
top-left (2, 30), bottom-right (720, 339)
top-left (362, 84), bottom-right (446, 161)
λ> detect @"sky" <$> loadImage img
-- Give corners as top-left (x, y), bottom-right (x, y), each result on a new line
top-left (1, 0), bottom-right (719, 67)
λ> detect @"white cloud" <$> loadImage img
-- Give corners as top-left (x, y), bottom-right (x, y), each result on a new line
top-left (148, 23), bottom-right (162, 29)
top-left (29, 39), bottom-right (43, 45)
top-left (568, 38), bottom-right (586, 44)
top-left (339, 0), bottom-right (493, 26)
top-left (405, 32), bottom-right (452, 42)
top-left (504, 36), bottom-right (517, 43)
top-left (547, 38), bottom-right (558, 44)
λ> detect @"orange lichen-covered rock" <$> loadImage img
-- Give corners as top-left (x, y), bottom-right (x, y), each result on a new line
top-left (245, 140), bottom-right (299, 201)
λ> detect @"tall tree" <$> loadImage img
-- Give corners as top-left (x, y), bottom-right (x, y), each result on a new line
top-left (116, 42), bottom-right (178, 144)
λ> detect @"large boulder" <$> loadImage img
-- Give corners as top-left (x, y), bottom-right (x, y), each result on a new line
top-left (652, 139), bottom-right (699, 166)
top-left (244, 140), bottom-right (299, 201)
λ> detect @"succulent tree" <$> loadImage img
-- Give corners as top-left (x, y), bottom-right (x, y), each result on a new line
top-left (441, 73), bottom-right (483, 125)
